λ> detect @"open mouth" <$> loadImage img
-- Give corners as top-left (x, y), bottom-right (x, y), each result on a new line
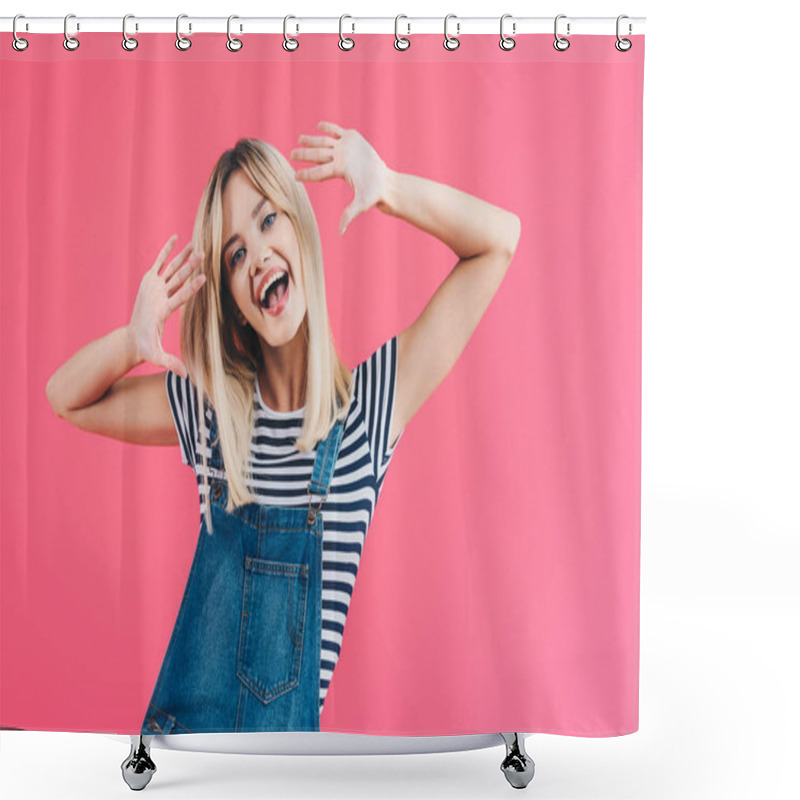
top-left (259, 271), bottom-right (290, 316)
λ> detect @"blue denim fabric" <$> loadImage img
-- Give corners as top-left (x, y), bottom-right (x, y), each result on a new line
top-left (141, 412), bottom-right (346, 734)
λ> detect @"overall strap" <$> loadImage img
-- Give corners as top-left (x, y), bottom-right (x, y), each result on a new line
top-left (307, 419), bottom-right (345, 524)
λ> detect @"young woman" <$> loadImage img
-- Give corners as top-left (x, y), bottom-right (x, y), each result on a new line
top-left (46, 120), bottom-right (520, 733)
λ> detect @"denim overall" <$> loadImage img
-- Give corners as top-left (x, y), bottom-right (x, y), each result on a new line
top-left (141, 410), bottom-right (346, 735)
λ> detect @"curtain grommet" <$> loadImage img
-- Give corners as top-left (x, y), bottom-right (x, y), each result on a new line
top-left (12, 14), bottom-right (29, 52)
top-left (122, 14), bottom-right (138, 51)
top-left (63, 13), bottom-right (80, 51)
top-left (394, 15), bottom-right (410, 51)
top-left (176, 14), bottom-right (192, 51)
top-left (499, 14), bottom-right (516, 51)
top-left (339, 14), bottom-right (355, 51)
top-left (283, 15), bottom-right (299, 51)
top-left (443, 13), bottom-right (460, 51)
top-left (553, 14), bottom-right (570, 51)
top-left (226, 15), bottom-right (243, 52)
top-left (615, 15), bottom-right (633, 52)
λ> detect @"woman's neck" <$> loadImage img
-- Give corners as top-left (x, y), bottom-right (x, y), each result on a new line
top-left (256, 329), bottom-right (307, 412)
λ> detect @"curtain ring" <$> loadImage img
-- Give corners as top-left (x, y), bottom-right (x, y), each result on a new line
top-left (283, 15), bottom-right (299, 51)
top-left (12, 14), bottom-right (29, 52)
top-left (443, 14), bottom-right (460, 51)
top-left (63, 13), bottom-right (80, 51)
top-left (615, 14), bottom-right (632, 52)
top-left (176, 14), bottom-right (192, 51)
top-left (499, 14), bottom-right (516, 51)
top-left (339, 14), bottom-right (354, 51)
top-left (553, 14), bottom-right (570, 51)
top-left (122, 14), bottom-right (139, 51)
top-left (227, 15), bottom-right (243, 51)
top-left (394, 14), bottom-right (410, 51)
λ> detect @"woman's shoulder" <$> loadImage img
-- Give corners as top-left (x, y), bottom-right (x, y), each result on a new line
top-left (348, 334), bottom-right (400, 425)
top-left (165, 368), bottom-right (217, 431)
top-left (354, 334), bottom-right (399, 387)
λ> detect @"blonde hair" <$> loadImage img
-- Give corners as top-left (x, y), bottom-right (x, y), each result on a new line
top-left (181, 138), bottom-right (354, 534)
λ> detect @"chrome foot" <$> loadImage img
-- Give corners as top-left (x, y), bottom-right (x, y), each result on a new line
top-left (121, 735), bottom-right (157, 790)
top-left (500, 732), bottom-right (535, 789)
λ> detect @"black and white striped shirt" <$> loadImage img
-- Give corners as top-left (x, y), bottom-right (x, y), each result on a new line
top-left (165, 335), bottom-right (404, 714)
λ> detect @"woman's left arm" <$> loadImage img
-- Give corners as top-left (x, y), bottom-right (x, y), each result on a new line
top-left (377, 170), bottom-right (521, 446)
top-left (292, 121), bottom-right (521, 446)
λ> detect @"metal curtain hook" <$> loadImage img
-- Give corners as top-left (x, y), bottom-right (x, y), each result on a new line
top-left (227, 15), bottom-right (243, 51)
top-left (553, 14), bottom-right (570, 51)
top-left (283, 15), bottom-right (299, 51)
top-left (394, 14), bottom-right (410, 51)
top-left (12, 14), bottom-right (29, 51)
top-left (339, 14), bottom-right (354, 50)
top-left (444, 13), bottom-right (460, 51)
top-left (64, 13), bottom-right (80, 51)
top-left (176, 13), bottom-right (192, 51)
top-left (499, 14), bottom-right (516, 51)
top-left (122, 14), bottom-right (139, 51)
top-left (615, 14), bottom-right (632, 51)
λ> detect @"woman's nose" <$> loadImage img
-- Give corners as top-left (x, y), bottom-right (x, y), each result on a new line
top-left (251, 252), bottom-right (270, 274)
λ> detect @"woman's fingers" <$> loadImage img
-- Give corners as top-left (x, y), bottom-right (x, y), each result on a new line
top-left (165, 250), bottom-right (205, 297)
top-left (162, 239), bottom-right (196, 283)
top-left (167, 272), bottom-right (206, 313)
top-left (151, 234), bottom-right (178, 275)
top-left (317, 120), bottom-right (345, 137)
top-left (290, 146), bottom-right (334, 164)
top-left (292, 124), bottom-right (347, 180)
top-left (295, 162), bottom-right (337, 183)
top-left (156, 344), bottom-right (188, 380)
top-left (168, 357), bottom-right (188, 381)
top-left (297, 134), bottom-right (336, 148)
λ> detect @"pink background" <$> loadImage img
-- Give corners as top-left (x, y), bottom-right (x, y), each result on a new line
top-left (1, 33), bottom-right (643, 736)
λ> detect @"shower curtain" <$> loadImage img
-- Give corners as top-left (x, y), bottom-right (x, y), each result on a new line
top-left (0, 29), bottom-right (644, 737)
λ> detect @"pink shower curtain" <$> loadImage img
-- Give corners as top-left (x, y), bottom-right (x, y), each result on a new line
top-left (1, 31), bottom-right (643, 736)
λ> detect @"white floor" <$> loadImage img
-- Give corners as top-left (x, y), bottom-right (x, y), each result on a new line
top-left (2, 596), bottom-right (798, 799)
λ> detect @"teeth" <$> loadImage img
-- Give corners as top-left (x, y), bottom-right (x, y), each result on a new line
top-left (259, 270), bottom-right (287, 305)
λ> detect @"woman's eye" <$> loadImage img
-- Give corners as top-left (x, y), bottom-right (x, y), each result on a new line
top-left (229, 213), bottom-right (277, 268)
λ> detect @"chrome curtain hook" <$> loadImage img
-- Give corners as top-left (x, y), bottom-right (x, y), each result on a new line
top-left (444, 13), bottom-right (460, 51)
top-left (12, 14), bottom-right (29, 52)
top-left (227, 15), bottom-right (243, 51)
top-left (394, 14), bottom-right (410, 51)
top-left (553, 14), bottom-right (570, 51)
top-left (339, 14), bottom-right (354, 51)
top-left (122, 14), bottom-right (139, 51)
top-left (283, 15), bottom-right (299, 51)
top-left (176, 13), bottom-right (191, 51)
top-left (499, 13), bottom-right (516, 51)
top-left (63, 13), bottom-right (80, 51)
top-left (615, 14), bottom-right (632, 51)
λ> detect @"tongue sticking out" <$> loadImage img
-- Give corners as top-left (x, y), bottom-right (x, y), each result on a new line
top-left (266, 281), bottom-right (287, 310)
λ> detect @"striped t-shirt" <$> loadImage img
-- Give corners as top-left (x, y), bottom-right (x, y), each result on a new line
top-left (165, 335), bottom-right (404, 715)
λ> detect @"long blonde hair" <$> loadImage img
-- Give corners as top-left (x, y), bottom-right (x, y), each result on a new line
top-left (181, 138), bottom-right (354, 534)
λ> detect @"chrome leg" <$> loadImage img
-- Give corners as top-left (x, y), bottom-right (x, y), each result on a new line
top-left (500, 732), bottom-right (535, 789)
top-left (121, 734), bottom-right (157, 790)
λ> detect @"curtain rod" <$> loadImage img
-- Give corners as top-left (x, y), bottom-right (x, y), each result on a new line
top-left (1, 16), bottom-right (646, 36)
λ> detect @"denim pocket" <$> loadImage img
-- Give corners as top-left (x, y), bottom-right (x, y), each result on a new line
top-left (236, 557), bottom-right (309, 705)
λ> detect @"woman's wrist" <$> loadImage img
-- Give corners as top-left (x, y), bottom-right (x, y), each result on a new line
top-left (375, 167), bottom-right (399, 216)
top-left (125, 325), bottom-right (143, 367)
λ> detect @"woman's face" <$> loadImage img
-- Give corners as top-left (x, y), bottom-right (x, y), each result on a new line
top-left (221, 170), bottom-right (307, 349)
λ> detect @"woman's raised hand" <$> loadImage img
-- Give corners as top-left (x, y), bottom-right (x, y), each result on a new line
top-left (292, 121), bottom-right (391, 235)
top-left (128, 235), bottom-right (206, 379)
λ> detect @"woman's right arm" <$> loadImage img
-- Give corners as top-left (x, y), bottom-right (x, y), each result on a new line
top-left (45, 235), bottom-right (206, 446)
top-left (45, 325), bottom-right (175, 445)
